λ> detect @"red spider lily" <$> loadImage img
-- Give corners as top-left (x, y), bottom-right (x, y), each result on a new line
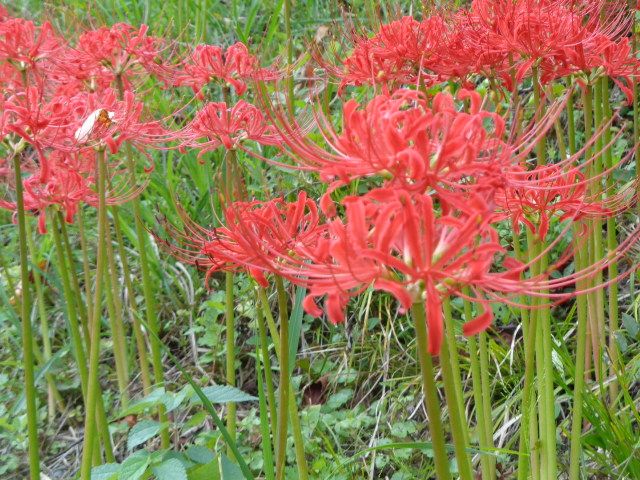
top-left (175, 42), bottom-right (279, 97)
top-left (495, 164), bottom-right (610, 241)
top-left (272, 188), bottom-right (514, 354)
top-left (0, 163), bottom-right (92, 233)
top-left (435, 12), bottom-right (508, 85)
top-left (178, 100), bottom-right (280, 154)
top-left (0, 148), bottom-right (146, 233)
top-left (0, 17), bottom-right (62, 71)
top-left (2, 86), bottom-right (79, 152)
top-left (159, 192), bottom-right (326, 288)
top-left (61, 23), bottom-right (175, 88)
top-left (70, 88), bottom-right (167, 154)
top-left (270, 88), bottom-right (509, 212)
top-left (591, 37), bottom-right (640, 102)
top-left (335, 16), bottom-right (447, 91)
top-left (459, 0), bottom-right (632, 85)
top-left (2, 86), bottom-right (164, 175)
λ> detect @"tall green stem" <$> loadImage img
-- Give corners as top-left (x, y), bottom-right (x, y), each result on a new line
top-left (104, 223), bottom-right (130, 406)
top-left (80, 148), bottom-right (109, 479)
top-left (274, 277), bottom-right (290, 480)
top-left (568, 235), bottom-right (589, 479)
top-left (602, 77), bottom-right (619, 403)
top-left (257, 288), bottom-right (278, 437)
top-left (52, 212), bottom-right (114, 463)
top-left (115, 73), bottom-right (169, 448)
top-left (464, 295), bottom-right (494, 479)
top-left (259, 286), bottom-right (309, 480)
top-left (25, 219), bottom-right (60, 420)
top-left (410, 300), bottom-right (451, 480)
top-left (225, 270), bottom-right (237, 450)
top-left (532, 68), bottom-right (556, 479)
top-left (443, 298), bottom-right (466, 427)
top-left (284, 0), bottom-right (294, 107)
top-left (591, 80), bottom-right (606, 386)
top-left (12, 151), bottom-right (41, 480)
top-left (77, 210), bottom-right (93, 331)
top-left (110, 206), bottom-right (152, 393)
top-left (440, 298), bottom-right (473, 480)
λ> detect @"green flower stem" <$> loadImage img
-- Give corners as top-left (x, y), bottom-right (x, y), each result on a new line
top-left (568, 233), bottom-right (589, 480)
top-left (224, 147), bottom-right (238, 453)
top-left (410, 300), bottom-right (451, 480)
top-left (25, 219), bottom-right (60, 420)
top-left (131, 169), bottom-right (169, 448)
top-left (104, 222), bottom-right (130, 407)
top-left (532, 67), bottom-right (557, 480)
top-left (566, 91), bottom-right (590, 479)
top-left (581, 85), bottom-right (602, 384)
top-left (258, 286), bottom-right (309, 480)
top-left (463, 294), bottom-right (494, 479)
top-left (591, 79), bottom-right (606, 385)
top-left (539, 243), bottom-right (557, 480)
top-left (256, 343), bottom-right (276, 480)
top-left (109, 206), bottom-right (152, 393)
top-left (274, 276), bottom-right (290, 480)
top-left (77, 210), bottom-right (94, 332)
top-left (12, 151), bottom-right (41, 480)
top-left (442, 298), bottom-right (466, 428)
top-left (226, 270), bottom-right (237, 450)
top-left (514, 231), bottom-right (538, 480)
top-left (115, 72), bottom-right (169, 448)
top-left (59, 216), bottom-right (88, 327)
top-left (477, 331), bottom-right (492, 458)
top-left (440, 298), bottom-right (473, 480)
top-left (257, 288), bottom-right (278, 437)
top-left (284, 0), bottom-right (294, 108)
top-left (80, 148), bottom-right (109, 479)
top-left (52, 212), bottom-right (114, 463)
top-left (602, 77), bottom-right (620, 404)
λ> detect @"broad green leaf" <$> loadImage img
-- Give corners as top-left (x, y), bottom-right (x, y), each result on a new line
top-left (152, 458), bottom-right (187, 480)
top-left (91, 463), bottom-right (120, 480)
top-left (119, 452), bottom-right (150, 480)
top-left (127, 420), bottom-right (162, 451)
top-left (220, 454), bottom-right (244, 480)
top-left (189, 460), bottom-right (220, 480)
top-left (119, 388), bottom-right (170, 417)
top-left (186, 446), bottom-right (216, 465)
top-left (191, 385), bottom-right (256, 405)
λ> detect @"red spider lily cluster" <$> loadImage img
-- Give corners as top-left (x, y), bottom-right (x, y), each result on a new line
top-left (3, 1), bottom-right (639, 356)
top-left (159, 0), bottom-right (640, 356)
top-left (332, 0), bottom-right (637, 95)
top-left (0, 9), bottom-right (278, 232)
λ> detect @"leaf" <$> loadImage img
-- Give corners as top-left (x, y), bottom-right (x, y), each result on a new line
top-left (185, 446), bottom-right (216, 465)
top-left (127, 420), bottom-right (162, 451)
top-left (288, 287), bottom-right (306, 374)
top-left (191, 385), bottom-right (256, 405)
top-left (325, 389), bottom-right (353, 410)
top-left (622, 313), bottom-right (639, 338)
top-left (189, 461), bottom-right (220, 480)
top-left (119, 388), bottom-right (170, 417)
top-left (152, 458), bottom-right (187, 480)
top-left (91, 463), bottom-right (120, 480)
top-left (140, 315), bottom-right (255, 479)
top-left (118, 452), bottom-right (150, 480)
top-left (220, 454), bottom-right (244, 480)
